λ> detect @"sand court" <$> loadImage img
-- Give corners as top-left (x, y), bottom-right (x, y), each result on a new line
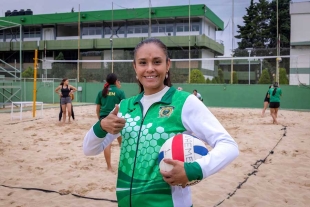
top-left (0, 105), bottom-right (309, 207)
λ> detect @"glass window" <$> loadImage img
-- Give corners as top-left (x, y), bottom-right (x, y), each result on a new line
top-left (158, 26), bottom-right (165, 33)
top-left (184, 25), bottom-right (189, 32)
top-left (192, 24), bottom-right (199, 32)
top-left (141, 26), bottom-right (148, 33)
top-left (176, 25), bottom-right (183, 32)
top-left (151, 26), bottom-right (158, 33)
top-left (117, 27), bottom-right (125, 34)
top-left (134, 27), bottom-right (141, 33)
top-left (128, 27), bottom-right (134, 34)
top-left (105, 28), bottom-right (111, 35)
top-left (166, 25), bottom-right (173, 33)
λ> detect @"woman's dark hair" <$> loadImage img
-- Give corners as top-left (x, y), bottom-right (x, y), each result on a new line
top-left (133, 38), bottom-right (172, 93)
top-left (60, 78), bottom-right (68, 86)
top-left (102, 73), bottom-right (118, 97)
top-left (272, 82), bottom-right (279, 96)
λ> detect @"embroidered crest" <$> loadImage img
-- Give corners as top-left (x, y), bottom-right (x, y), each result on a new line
top-left (159, 106), bottom-right (174, 117)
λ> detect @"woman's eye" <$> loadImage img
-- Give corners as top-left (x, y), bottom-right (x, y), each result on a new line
top-left (154, 60), bottom-right (161, 65)
top-left (139, 61), bottom-right (146, 65)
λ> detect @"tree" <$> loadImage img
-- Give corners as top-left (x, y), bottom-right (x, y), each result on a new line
top-left (268, 0), bottom-right (291, 49)
top-left (190, 69), bottom-right (205, 83)
top-left (232, 71), bottom-right (238, 84)
top-left (206, 78), bottom-right (211, 84)
top-left (218, 68), bottom-right (224, 83)
top-left (22, 67), bottom-right (36, 78)
top-left (258, 69), bottom-right (271, 84)
top-left (279, 68), bottom-right (289, 84)
top-left (211, 78), bottom-right (217, 84)
top-left (235, 0), bottom-right (259, 49)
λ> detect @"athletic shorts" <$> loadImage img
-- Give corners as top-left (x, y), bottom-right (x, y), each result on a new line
top-left (264, 97), bottom-right (270, 103)
top-left (61, 97), bottom-right (72, 105)
top-left (269, 102), bottom-right (280, 108)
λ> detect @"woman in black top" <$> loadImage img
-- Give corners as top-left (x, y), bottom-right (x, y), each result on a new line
top-left (55, 78), bottom-right (77, 123)
top-left (261, 85), bottom-right (272, 117)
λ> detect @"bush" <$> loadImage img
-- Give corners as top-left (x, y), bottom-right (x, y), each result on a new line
top-left (279, 68), bottom-right (289, 84)
top-left (190, 69), bottom-right (205, 83)
top-left (258, 69), bottom-right (271, 84)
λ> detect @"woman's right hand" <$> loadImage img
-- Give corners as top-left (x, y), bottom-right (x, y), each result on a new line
top-left (100, 105), bottom-right (125, 134)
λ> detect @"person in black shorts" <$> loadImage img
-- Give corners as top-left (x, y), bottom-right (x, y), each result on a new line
top-left (261, 85), bottom-right (272, 117)
top-left (55, 78), bottom-right (77, 123)
top-left (268, 82), bottom-right (282, 124)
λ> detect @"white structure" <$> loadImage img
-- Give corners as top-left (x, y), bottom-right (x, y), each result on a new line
top-left (290, 1), bottom-right (310, 85)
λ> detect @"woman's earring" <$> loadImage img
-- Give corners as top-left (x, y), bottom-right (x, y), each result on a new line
top-left (136, 76), bottom-right (138, 80)
top-left (165, 73), bottom-right (168, 79)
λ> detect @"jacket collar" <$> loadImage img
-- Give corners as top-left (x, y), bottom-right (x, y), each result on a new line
top-left (134, 86), bottom-right (176, 105)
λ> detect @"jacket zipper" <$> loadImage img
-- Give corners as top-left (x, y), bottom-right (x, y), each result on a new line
top-left (129, 101), bottom-right (158, 207)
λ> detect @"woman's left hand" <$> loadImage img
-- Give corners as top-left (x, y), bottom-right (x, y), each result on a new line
top-left (160, 159), bottom-right (189, 188)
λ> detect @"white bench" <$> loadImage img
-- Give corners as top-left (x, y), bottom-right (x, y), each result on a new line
top-left (11, 101), bottom-right (43, 120)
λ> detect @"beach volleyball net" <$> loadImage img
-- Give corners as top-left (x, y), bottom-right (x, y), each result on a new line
top-left (38, 48), bottom-right (310, 85)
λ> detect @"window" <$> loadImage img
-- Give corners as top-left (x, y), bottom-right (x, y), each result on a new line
top-left (104, 27), bottom-right (111, 35)
top-left (158, 26), bottom-right (165, 33)
top-left (166, 25), bottom-right (173, 33)
top-left (151, 26), bottom-right (158, 33)
top-left (134, 27), bottom-right (141, 33)
top-left (0, 30), bottom-right (4, 40)
top-left (127, 27), bottom-right (134, 34)
top-left (117, 27), bottom-right (125, 34)
top-left (184, 25), bottom-right (189, 32)
top-left (6, 29), bottom-right (20, 39)
top-left (176, 25), bottom-right (183, 32)
top-left (141, 26), bottom-right (148, 33)
top-left (192, 24), bottom-right (199, 32)
top-left (83, 23), bottom-right (102, 36)
top-left (23, 27), bottom-right (41, 38)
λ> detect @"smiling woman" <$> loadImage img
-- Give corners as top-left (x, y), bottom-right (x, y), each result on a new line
top-left (83, 38), bottom-right (239, 207)
top-left (133, 38), bottom-right (171, 95)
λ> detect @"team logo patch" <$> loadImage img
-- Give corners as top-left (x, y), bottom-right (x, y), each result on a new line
top-left (159, 106), bottom-right (174, 117)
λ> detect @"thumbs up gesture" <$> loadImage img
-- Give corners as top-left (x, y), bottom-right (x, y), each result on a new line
top-left (100, 104), bottom-right (126, 134)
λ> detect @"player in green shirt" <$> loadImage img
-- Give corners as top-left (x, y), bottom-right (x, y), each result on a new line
top-left (95, 73), bottom-right (125, 171)
top-left (268, 82), bottom-right (282, 124)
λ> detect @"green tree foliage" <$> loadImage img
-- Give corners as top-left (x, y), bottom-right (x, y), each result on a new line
top-left (268, 0), bottom-right (291, 48)
top-left (233, 71), bottom-right (238, 84)
top-left (190, 69), bottom-right (205, 83)
top-left (258, 69), bottom-right (271, 84)
top-left (235, 0), bottom-right (259, 49)
top-left (22, 67), bottom-right (36, 78)
top-left (206, 78), bottom-right (211, 84)
top-left (51, 52), bottom-right (75, 79)
top-left (218, 68), bottom-right (224, 83)
top-left (279, 68), bottom-right (289, 84)
top-left (211, 78), bottom-right (217, 84)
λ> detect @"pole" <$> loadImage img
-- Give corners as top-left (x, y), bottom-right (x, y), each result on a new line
top-left (77, 4), bottom-right (80, 82)
top-left (112, 2), bottom-right (114, 73)
top-left (248, 51), bottom-right (251, 85)
top-left (32, 49), bottom-right (38, 117)
top-left (188, 0), bottom-right (191, 83)
top-left (231, 0), bottom-right (234, 84)
top-left (276, 0), bottom-right (279, 83)
top-left (260, 59), bottom-right (263, 76)
top-left (148, 0), bottom-right (151, 38)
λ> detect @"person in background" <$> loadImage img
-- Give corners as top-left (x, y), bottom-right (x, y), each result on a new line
top-left (268, 82), bottom-right (282, 124)
top-left (83, 38), bottom-right (239, 206)
top-left (261, 85), bottom-right (273, 117)
top-left (95, 73), bottom-right (125, 171)
top-left (177, 87), bottom-right (183, 91)
top-left (55, 78), bottom-right (77, 123)
top-left (193, 89), bottom-right (203, 102)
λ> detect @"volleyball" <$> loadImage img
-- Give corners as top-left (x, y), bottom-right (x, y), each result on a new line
top-left (158, 133), bottom-right (208, 186)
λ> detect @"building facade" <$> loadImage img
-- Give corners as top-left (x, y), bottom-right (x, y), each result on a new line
top-left (0, 4), bottom-right (224, 82)
top-left (290, 1), bottom-right (310, 85)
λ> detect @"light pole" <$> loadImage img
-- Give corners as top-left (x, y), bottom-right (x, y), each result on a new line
top-left (260, 58), bottom-right (263, 77)
top-left (246, 48), bottom-right (253, 85)
top-left (110, 38), bottom-right (113, 73)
